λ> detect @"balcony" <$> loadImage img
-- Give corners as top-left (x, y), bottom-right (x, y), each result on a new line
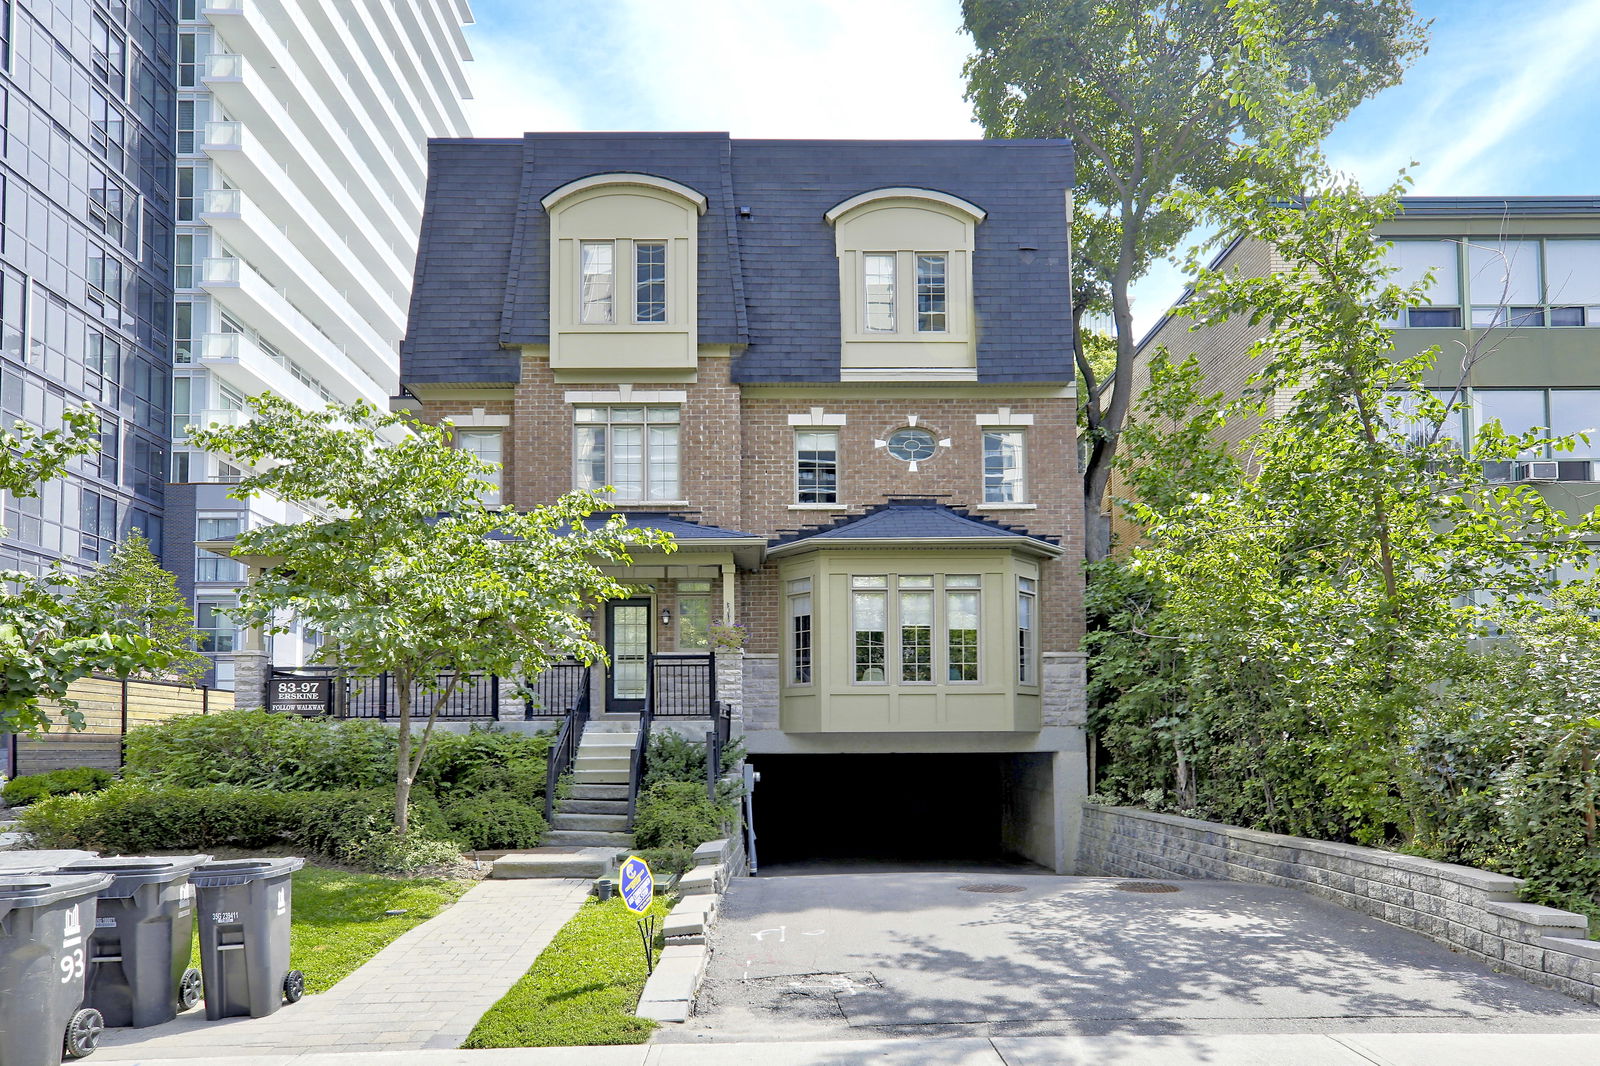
top-left (199, 332), bottom-right (330, 412)
top-left (201, 120), bottom-right (411, 296)
top-left (201, 257), bottom-right (392, 408)
top-left (199, 187), bottom-right (405, 353)
top-left (202, 52), bottom-right (418, 239)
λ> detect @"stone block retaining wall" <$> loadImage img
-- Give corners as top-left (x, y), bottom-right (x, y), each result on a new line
top-left (1079, 804), bottom-right (1600, 1006)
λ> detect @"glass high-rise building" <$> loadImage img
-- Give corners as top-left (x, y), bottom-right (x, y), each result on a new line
top-left (0, 1), bottom-right (177, 578)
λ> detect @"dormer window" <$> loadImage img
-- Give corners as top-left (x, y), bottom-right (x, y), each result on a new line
top-left (542, 173), bottom-right (706, 371)
top-left (579, 239), bottom-right (669, 325)
top-left (826, 188), bottom-right (984, 380)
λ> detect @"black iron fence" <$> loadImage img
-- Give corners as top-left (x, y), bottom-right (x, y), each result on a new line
top-left (268, 662), bottom-right (589, 722)
top-left (649, 653), bottom-right (715, 717)
top-left (543, 670), bottom-right (592, 822)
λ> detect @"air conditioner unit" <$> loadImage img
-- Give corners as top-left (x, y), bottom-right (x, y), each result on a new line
top-left (1519, 461), bottom-right (1560, 481)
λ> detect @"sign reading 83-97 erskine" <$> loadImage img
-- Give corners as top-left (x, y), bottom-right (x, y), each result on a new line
top-left (269, 677), bottom-right (331, 713)
top-left (619, 855), bottom-right (653, 914)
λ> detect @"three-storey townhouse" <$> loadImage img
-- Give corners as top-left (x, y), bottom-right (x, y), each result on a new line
top-left (399, 133), bottom-right (1087, 870)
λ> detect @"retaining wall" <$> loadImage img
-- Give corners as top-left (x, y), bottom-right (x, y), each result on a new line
top-left (1079, 804), bottom-right (1600, 1006)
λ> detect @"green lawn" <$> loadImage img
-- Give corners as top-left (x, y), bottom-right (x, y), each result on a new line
top-left (463, 894), bottom-right (673, 1048)
top-left (189, 865), bottom-right (472, 994)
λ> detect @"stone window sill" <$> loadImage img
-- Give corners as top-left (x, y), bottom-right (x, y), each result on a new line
top-left (974, 502), bottom-right (1037, 510)
top-left (788, 503), bottom-right (848, 510)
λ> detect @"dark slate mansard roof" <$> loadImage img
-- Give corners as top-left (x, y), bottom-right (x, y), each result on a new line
top-left (401, 133), bottom-right (1075, 387)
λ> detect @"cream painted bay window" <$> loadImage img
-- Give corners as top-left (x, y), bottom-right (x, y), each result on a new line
top-left (574, 405), bottom-right (680, 501)
top-left (898, 576), bottom-right (933, 682)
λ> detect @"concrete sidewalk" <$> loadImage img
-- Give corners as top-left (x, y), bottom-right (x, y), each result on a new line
top-left (89, 1032), bottom-right (1600, 1065)
top-left (94, 877), bottom-right (592, 1059)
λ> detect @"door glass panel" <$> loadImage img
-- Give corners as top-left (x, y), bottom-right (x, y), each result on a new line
top-left (611, 604), bottom-right (649, 701)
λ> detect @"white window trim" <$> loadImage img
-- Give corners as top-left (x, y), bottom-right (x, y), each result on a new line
top-left (976, 408), bottom-right (1035, 427)
top-left (787, 408), bottom-right (848, 427)
top-left (441, 408), bottom-right (511, 429)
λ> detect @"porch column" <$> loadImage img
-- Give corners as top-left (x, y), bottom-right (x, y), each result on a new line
top-left (232, 565), bottom-right (269, 711)
top-left (717, 562), bottom-right (742, 724)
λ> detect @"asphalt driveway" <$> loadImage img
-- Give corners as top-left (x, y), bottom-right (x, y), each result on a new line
top-left (667, 871), bottom-right (1600, 1042)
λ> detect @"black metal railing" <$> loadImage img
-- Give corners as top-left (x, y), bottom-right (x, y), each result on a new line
top-left (543, 669), bottom-right (592, 823)
top-left (526, 660), bottom-right (587, 717)
top-left (648, 653), bottom-right (715, 717)
top-left (341, 672), bottom-right (502, 720)
top-left (706, 700), bottom-right (732, 803)
top-left (626, 681), bottom-right (655, 826)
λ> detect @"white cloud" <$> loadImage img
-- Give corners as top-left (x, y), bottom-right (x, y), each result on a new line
top-left (464, 35), bottom-right (585, 136)
top-left (1329, 0), bottom-right (1600, 193)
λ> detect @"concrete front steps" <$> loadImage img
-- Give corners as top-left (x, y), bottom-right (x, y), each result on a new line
top-left (492, 717), bottom-right (641, 877)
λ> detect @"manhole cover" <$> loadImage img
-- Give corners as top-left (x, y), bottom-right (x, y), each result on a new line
top-left (959, 883), bottom-right (1025, 894)
top-left (1113, 881), bottom-right (1180, 894)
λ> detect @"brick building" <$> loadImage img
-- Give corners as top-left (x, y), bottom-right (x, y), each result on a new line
top-left (399, 133), bottom-right (1086, 870)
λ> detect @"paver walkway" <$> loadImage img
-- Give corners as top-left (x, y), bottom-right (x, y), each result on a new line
top-left (94, 877), bottom-right (591, 1059)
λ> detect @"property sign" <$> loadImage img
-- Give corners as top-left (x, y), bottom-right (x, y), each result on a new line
top-left (619, 855), bottom-right (654, 914)
top-left (269, 677), bottom-right (332, 714)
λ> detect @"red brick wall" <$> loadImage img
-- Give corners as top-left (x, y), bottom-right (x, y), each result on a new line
top-left (417, 353), bottom-right (1085, 657)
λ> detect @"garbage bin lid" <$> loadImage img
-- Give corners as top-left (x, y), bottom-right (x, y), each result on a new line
top-left (59, 854), bottom-right (214, 897)
top-left (0, 872), bottom-right (115, 914)
top-left (0, 849), bottom-right (97, 871)
top-left (191, 856), bottom-right (306, 887)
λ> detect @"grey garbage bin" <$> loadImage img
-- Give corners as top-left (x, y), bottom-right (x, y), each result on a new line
top-left (58, 856), bottom-right (211, 1027)
top-left (0, 872), bottom-right (115, 1064)
top-left (192, 858), bottom-right (306, 1020)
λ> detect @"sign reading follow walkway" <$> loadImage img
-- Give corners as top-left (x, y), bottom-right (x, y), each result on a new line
top-left (619, 855), bottom-right (653, 914)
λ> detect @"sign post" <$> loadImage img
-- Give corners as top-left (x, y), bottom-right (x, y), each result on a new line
top-left (618, 855), bottom-right (656, 974)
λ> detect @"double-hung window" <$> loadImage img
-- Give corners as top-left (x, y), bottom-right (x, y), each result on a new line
top-left (573, 405), bottom-right (680, 501)
top-left (862, 252), bottom-right (951, 334)
top-left (796, 429), bottom-right (839, 504)
top-left (579, 240), bottom-right (668, 324)
top-left (788, 578), bottom-right (812, 684)
top-left (946, 575), bottom-right (981, 681)
top-left (455, 429), bottom-right (503, 505)
top-left (982, 429), bottom-right (1026, 502)
top-left (851, 576), bottom-right (888, 682)
top-left (1017, 577), bottom-right (1037, 684)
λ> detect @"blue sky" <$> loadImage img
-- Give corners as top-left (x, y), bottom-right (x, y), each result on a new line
top-left (461, 0), bottom-right (1600, 331)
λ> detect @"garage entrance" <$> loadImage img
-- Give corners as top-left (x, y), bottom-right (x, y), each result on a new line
top-left (748, 753), bottom-right (1028, 870)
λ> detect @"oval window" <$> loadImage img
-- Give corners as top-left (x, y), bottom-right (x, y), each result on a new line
top-left (886, 427), bottom-right (937, 462)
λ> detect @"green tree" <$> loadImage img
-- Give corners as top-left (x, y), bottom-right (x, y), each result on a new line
top-left (188, 396), bottom-right (674, 832)
top-left (2, 410), bottom-right (174, 736)
top-left (961, 0), bottom-right (1428, 559)
top-left (73, 530), bottom-right (209, 685)
top-left (1112, 12), bottom-right (1595, 840)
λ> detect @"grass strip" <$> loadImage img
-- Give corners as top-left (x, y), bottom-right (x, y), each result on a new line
top-left (189, 865), bottom-right (472, 994)
top-left (462, 894), bottom-right (673, 1048)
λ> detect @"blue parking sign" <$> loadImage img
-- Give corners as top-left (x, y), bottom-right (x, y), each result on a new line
top-left (619, 855), bottom-right (654, 914)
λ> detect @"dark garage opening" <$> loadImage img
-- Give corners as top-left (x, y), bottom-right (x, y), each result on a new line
top-left (749, 753), bottom-right (1025, 870)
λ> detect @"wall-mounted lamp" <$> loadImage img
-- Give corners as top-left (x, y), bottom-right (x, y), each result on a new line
top-left (579, 607), bottom-right (595, 624)
top-left (660, 607), bottom-right (673, 627)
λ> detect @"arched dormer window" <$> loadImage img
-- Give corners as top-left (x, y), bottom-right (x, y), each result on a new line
top-left (825, 188), bottom-right (985, 381)
top-left (542, 173), bottom-right (706, 371)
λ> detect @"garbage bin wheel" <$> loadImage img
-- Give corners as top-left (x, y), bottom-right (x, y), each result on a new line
top-left (283, 970), bottom-right (306, 1004)
top-left (63, 1007), bottom-right (104, 1059)
top-left (179, 967), bottom-right (204, 1010)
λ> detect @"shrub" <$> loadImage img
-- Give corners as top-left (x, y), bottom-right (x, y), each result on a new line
top-left (443, 790), bottom-right (547, 851)
top-left (618, 846), bottom-right (695, 882)
top-left (124, 710), bottom-right (552, 802)
top-left (631, 781), bottom-right (738, 850)
top-left (640, 731), bottom-right (743, 792)
top-left (18, 783), bottom-right (460, 874)
top-left (2, 767), bottom-right (115, 807)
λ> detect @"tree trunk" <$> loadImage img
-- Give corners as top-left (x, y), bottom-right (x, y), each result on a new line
top-left (393, 671), bottom-right (412, 834)
top-left (1081, 214), bottom-right (1141, 563)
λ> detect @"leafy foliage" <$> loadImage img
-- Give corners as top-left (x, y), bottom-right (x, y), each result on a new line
top-left (631, 780), bottom-right (739, 850)
top-left (187, 396), bottom-right (674, 833)
top-left (441, 790), bottom-right (548, 851)
top-left (1, 767), bottom-right (115, 807)
top-left (71, 531), bottom-right (209, 684)
top-left (961, 0), bottom-right (1426, 558)
top-left (19, 784), bottom-right (460, 874)
top-left (639, 730), bottom-right (743, 792)
top-left (2, 410), bottom-right (178, 735)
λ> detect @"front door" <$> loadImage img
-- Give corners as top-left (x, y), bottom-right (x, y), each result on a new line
top-left (605, 599), bottom-right (651, 714)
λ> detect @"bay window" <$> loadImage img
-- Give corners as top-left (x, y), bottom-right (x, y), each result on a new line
top-left (851, 576), bottom-right (888, 682)
top-left (789, 578), bottom-right (813, 684)
top-left (1018, 576), bottom-right (1037, 684)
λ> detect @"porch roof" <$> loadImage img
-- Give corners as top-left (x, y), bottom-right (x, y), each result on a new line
top-left (582, 511), bottom-right (766, 569)
top-left (766, 500), bottom-right (1063, 559)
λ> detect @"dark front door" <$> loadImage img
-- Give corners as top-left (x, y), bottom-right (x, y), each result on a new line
top-left (605, 599), bottom-right (651, 714)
